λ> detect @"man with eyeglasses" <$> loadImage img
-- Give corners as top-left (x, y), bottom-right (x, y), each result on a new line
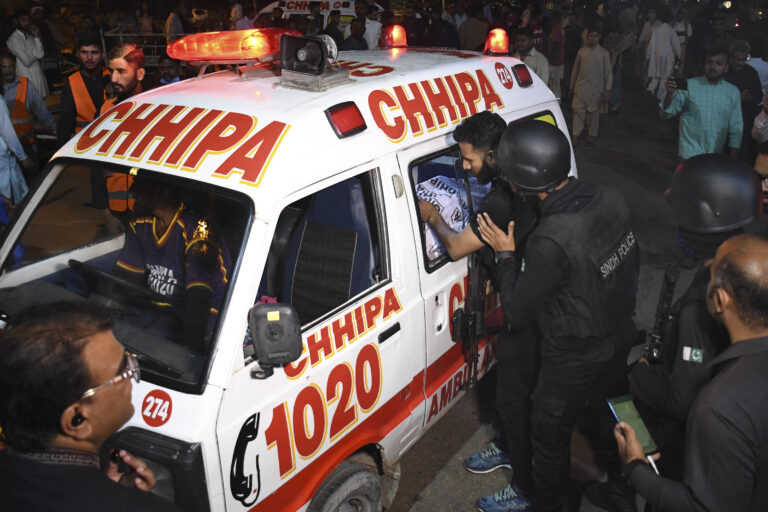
top-left (0, 301), bottom-right (181, 511)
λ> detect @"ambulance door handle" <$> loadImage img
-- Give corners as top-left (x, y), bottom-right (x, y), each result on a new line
top-left (378, 323), bottom-right (401, 344)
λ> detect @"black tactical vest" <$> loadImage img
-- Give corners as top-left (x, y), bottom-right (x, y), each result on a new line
top-left (533, 186), bottom-right (639, 339)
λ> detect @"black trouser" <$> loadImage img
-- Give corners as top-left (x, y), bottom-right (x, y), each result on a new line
top-left (531, 321), bottom-right (635, 512)
top-left (495, 326), bottom-right (540, 496)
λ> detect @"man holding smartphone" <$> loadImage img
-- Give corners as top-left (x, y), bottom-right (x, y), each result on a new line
top-left (616, 234), bottom-right (768, 512)
top-left (662, 47), bottom-right (742, 161)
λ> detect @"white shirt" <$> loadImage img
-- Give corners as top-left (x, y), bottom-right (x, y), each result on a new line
top-left (235, 16), bottom-right (254, 30)
top-left (6, 30), bottom-right (48, 98)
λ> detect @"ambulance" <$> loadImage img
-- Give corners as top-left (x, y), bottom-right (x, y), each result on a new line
top-left (0, 27), bottom-right (575, 511)
top-left (255, 0), bottom-right (380, 30)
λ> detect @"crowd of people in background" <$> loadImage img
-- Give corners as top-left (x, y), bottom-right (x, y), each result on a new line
top-left (0, 0), bottom-right (766, 212)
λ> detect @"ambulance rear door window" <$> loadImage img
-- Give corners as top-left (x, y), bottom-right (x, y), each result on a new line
top-left (256, 169), bottom-right (388, 330)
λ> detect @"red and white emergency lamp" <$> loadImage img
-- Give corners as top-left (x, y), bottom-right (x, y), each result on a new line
top-left (484, 28), bottom-right (509, 55)
top-left (378, 25), bottom-right (408, 49)
top-left (167, 28), bottom-right (301, 62)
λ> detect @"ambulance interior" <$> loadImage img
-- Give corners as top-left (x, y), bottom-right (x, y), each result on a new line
top-left (0, 163), bottom-right (250, 393)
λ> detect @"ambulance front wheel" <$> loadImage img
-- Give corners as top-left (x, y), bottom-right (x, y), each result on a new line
top-left (308, 460), bottom-right (382, 512)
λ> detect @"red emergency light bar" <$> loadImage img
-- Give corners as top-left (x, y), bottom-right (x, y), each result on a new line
top-left (379, 25), bottom-right (407, 49)
top-left (167, 28), bottom-right (301, 62)
top-left (484, 29), bottom-right (509, 55)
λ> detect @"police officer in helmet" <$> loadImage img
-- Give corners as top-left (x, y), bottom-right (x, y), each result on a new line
top-left (476, 119), bottom-right (639, 512)
top-left (598, 155), bottom-right (760, 499)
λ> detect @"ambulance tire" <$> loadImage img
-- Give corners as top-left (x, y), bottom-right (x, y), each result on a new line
top-left (308, 460), bottom-right (382, 512)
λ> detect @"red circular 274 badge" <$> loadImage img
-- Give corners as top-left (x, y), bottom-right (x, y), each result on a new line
top-left (495, 62), bottom-right (514, 90)
top-left (142, 389), bottom-right (173, 427)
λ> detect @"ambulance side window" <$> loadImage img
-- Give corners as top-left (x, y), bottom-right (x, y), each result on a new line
top-left (410, 147), bottom-right (488, 271)
top-left (258, 170), bottom-right (388, 328)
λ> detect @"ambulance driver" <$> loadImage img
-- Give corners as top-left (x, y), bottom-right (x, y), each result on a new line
top-left (113, 177), bottom-right (231, 353)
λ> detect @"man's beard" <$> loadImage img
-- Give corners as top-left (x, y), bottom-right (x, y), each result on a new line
top-left (115, 78), bottom-right (139, 100)
top-left (475, 160), bottom-right (497, 185)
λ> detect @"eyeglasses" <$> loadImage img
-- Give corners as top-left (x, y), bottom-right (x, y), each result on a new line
top-left (79, 351), bottom-right (140, 400)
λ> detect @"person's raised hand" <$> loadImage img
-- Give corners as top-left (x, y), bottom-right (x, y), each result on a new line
top-left (477, 212), bottom-right (515, 253)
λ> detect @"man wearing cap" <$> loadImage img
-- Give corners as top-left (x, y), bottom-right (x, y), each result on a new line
top-left (476, 120), bottom-right (639, 511)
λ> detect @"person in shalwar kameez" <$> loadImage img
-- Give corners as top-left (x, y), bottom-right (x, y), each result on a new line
top-left (570, 27), bottom-right (612, 146)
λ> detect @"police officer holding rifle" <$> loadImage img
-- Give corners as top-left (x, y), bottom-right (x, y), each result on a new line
top-left (610, 155), bottom-right (757, 491)
top-left (476, 119), bottom-right (639, 512)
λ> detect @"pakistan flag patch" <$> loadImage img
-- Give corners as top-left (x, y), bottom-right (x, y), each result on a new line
top-left (682, 346), bottom-right (704, 363)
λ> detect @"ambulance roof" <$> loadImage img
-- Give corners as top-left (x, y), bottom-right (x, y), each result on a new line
top-left (58, 48), bottom-right (554, 218)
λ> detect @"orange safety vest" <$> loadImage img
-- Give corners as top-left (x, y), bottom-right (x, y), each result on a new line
top-left (98, 97), bottom-right (134, 212)
top-left (10, 76), bottom-right (35, 145)
top-left (70, 69), bottom-right (108, 133)
top-left (105, 173), bottom-right (135, 212)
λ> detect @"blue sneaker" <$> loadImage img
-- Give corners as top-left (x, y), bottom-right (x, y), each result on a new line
top-left (476, 483), bottom-right (532, 512)
top-left (463, 441), bottom-right (512, 474)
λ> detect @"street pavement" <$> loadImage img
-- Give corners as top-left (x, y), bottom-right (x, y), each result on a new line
top-left (394, 85), bottom-right (768, 512)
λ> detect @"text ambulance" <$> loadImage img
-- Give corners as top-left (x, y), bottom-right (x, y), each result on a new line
top-left (0, 27), bottom-right (575, 511)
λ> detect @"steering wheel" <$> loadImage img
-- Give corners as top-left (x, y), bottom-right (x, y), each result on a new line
top-left (68, 259), bottom-right (167, 306)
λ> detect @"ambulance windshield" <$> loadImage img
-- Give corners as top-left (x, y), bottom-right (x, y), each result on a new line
top-left (0, 162), bottom-right (251, 393)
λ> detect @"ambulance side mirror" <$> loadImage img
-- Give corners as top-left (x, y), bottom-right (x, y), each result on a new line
top-left (248, 303), bottom-right (302, 379)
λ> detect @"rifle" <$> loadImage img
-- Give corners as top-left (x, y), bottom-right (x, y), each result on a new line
top-left (451, 165), bottom-right (488, 390)
top-left (644, 264), bottom-right (680, 362)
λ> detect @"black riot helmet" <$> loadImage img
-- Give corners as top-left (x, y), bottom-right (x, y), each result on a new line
top-left (495, 120), bottom-right (572, 192)
top-left (666, 154), bottom-right (760, 233)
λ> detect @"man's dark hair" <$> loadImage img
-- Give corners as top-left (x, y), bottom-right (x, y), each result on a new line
top-left (329, 9), bottom-right (340, 16)
top-left (0, 49), bottom-right (16, 64)
top-left (453, 111), bottom-right (507, 151)
top-left (729, 39), bottom-right (750, 55)
top-left (75, 30), bottom-right (103, 52)
top-left (107, 42), bottom-right (145, 70)
top-left (0, 301), bottom-right (114, 451)
top-left (704, 46), bottom-right (729, 59)
top-left (711, 235), bottom-right (768, 331)
top-left (516, 27), bottom-right (533, 38)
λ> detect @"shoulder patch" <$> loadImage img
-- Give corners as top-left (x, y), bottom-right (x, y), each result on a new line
top-left (682, 346), bottom-right (703, 363)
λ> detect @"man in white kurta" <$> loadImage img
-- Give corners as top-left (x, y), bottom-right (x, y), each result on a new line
top-left (6, 12), bottom-right (48, 99)
top-left (570, 29), bottom-right (612, 144)
top-left (646, 16), bottom-right (681, 102)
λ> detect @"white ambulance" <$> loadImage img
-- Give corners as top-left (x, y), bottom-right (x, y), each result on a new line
top-left (256, 0), bottom-right (380, 30)
top-left (0, 27), bottom-right (574, 511)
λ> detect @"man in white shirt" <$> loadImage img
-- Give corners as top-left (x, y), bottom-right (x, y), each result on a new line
top-left (6, 9), bottom-right (47, 99)
top-left (513, 28), bottom-right (549, 86)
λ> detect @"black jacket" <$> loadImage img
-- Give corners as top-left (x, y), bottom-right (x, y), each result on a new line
top-left (629, 266), bottom-right (730, 422)
top-left (629, 336), bottom-right (768, 512)
top-left (0, 447), bottom-right (182, 512)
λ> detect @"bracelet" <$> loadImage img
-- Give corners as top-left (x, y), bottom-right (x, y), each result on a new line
top-left (494, 250), bottom-right (515, 264)
top-left (621, 459), bottom-right (647, 481)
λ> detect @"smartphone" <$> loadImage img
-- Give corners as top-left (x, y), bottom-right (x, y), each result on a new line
top-left (674, 76), bottom-right (688, 90)
top-left (607, 395), bottom-right (658, 455)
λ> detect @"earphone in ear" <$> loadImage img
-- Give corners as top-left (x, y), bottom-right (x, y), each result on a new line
top-left (71, 413), bottom-right (85, 427)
